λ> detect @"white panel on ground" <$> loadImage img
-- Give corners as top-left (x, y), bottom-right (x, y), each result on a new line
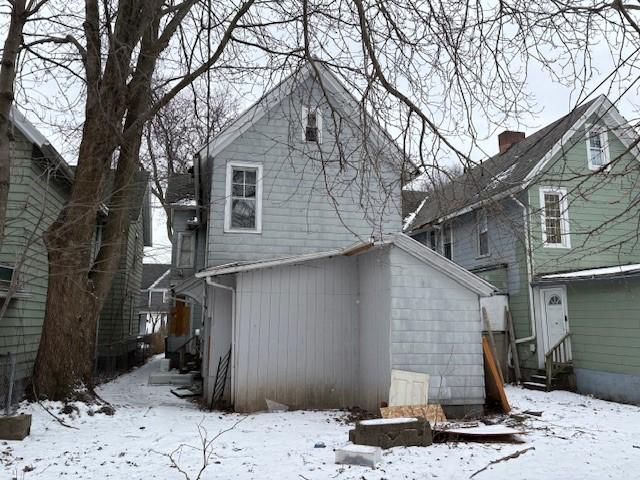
top-left (388, 370), bottom-right (429, 406)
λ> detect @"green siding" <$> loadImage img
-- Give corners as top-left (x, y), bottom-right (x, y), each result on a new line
top-left (528, 117), bottom-right (640, 274)
top-left (473, 266), bottom-right (508, 293)
top-left (567, 278), bottom-right (640, 376)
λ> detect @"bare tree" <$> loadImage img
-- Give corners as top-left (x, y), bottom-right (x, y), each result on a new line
top-left (0, 0), bottom-right (633, 399)
top-left (141, 89), bottom-right (235, 241)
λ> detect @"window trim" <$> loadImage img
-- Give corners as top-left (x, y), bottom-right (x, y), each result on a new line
top-left (176, 231), bottom-right (196, 267)
top-left (442, 223), bottom-right (453, 260)
top-left (539, 186), bottom-right (571, 249)
top-left (224, 161), bottom-right (263, 234)
top-left (476, 209), bottom-right (490, 258)
top-left (585, 125), bottom-right (610, 171)
top-left (301, 105), bottom-right (323, 144)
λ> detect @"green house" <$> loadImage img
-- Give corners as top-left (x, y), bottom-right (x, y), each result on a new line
top-left (405, 95), bottom-right (640, 404)
top-left (0, 108), bottom-right (151, 395)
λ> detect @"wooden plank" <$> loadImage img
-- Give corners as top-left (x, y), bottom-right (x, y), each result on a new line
top-left (482, 337), bottom-right (510, 413)
top-left (380, 404), bottom-right (447, 426)
top-left (482, 307), bottom-right (504, 383)
top-left (505, 308), bottom-right (521, 383)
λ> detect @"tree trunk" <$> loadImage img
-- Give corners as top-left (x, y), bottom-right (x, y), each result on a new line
top-left (0, 0), bottom-right (27, 243)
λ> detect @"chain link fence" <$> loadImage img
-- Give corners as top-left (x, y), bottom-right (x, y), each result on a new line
top-left (0, 352), bottom-right (21, 416)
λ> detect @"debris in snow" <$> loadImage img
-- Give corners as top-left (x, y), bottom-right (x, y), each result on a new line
top-left (380, 404), bottom-right (447, 427)
top-left (335, 444), bottom-right (382, 468)
top-left (470, 446), bottom-right (535, 478)
top-left (265, 399), bottom-right (289, 413)
top-left (313, 442), bottom-right (326, 448)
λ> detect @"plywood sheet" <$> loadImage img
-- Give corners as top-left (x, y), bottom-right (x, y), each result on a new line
top-left (380, 404), bottom-right (447, 426)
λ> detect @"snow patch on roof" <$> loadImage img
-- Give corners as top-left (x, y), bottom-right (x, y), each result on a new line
top-left (402, 198), bottom-right (426, 232)
top-left (540, 264), bottom-right (640, 280)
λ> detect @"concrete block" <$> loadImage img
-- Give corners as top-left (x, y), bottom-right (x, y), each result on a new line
top-left (148, 372), bottom-right (193, 386)
top-left (159, 358), bottom-right (171, 373)
top-left (335, 444), bottom-right (381, 468)
top-left (349, 417), bottom-right (432, 448)
top-left (0, 414), bottom-right (32, 441)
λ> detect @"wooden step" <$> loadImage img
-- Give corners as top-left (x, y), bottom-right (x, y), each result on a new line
top-left (530, 374), bottom-right (547, 383)
top-left (522, 381), bottom-right (547, 391)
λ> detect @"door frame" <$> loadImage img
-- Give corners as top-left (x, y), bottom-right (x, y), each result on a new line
top-left (537, 285), bottom-right (569, 365)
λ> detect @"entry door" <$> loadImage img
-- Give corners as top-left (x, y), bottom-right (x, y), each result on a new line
top-left (542, 288), bottom-right (568, 353)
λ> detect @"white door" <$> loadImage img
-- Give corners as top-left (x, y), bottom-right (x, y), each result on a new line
top-left (388, 370), bottom-right (430, 406)
top-left (542, 288), bottom-right (568, 354)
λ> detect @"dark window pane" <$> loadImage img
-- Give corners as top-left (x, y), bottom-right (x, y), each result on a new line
top-left (232, 169), bottom-right (244, 183)
top-left (444, 243), bottom-right (452, 260)
top-left (231, 199), bottom-right (256, 229)
top-left (479, 232), bottom-right (489, 256)
top-left (305, 126), bottom-right (318, 142)
top-left (232, 184), bottom-right (244, 197)
top-left (245, 184), bottom-right (256, 198)
top-left (245, 170), bottom-right (256, 184)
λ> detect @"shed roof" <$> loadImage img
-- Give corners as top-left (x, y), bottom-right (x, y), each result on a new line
top-left (196, 233), bottom-right (496, 296)
top-left (406, 95), bottom-right (619, 230)
top-left (141, 263), bottom-right (171, 290)
top-left (166, 173), bottom-right (195, 206)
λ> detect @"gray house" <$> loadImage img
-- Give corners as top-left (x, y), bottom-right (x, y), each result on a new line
top-left (166, 62), bottom-right (499, 412)
top-left (404, 95), bottom-right (640, 404)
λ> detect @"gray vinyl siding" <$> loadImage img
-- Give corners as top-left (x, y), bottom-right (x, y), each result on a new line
top-left (388, 247), bottom-right (485, 405)
top-left (206, 75), bottom-right (401, 267)
top-left (233, 256), bottom-right (360, 412)
top-left (357, 247), bottom-right (391, 411)
top-left (412, 196), bottom-right (537, 368)
top-left (0, 132), bottom-right (69, 381)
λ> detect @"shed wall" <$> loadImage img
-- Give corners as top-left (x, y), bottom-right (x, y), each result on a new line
top-left (233, 256), bottom-right (360, 412)
top-left (388, 247), bottom-right (485, 406)
top-left (357, 247), bottom-right (391, 411)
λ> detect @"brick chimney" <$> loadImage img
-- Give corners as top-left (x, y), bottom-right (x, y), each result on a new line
top-left (498, 130), bottom-right (525, 154)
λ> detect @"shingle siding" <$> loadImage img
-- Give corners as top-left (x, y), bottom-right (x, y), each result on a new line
top-left (388, 247), bottom-right (485, 405)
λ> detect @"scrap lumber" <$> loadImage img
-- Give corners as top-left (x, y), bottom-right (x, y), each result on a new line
top-left (482, 337), bottom-right (510, 413)
top-left (380, 404), bottom-right (447, 426)
top-left (505, 308), bottom-right (521, 383)
top-left (482, 307), bottom-right (504, 383)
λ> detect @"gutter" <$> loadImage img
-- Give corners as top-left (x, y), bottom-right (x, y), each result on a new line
top-left (205, 276), bottom-right (236, 405)
top-left (511, 195), bottom-right (536, 345)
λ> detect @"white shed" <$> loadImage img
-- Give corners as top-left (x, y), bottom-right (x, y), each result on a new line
top-left (197, 234), bottom-right (496, 413)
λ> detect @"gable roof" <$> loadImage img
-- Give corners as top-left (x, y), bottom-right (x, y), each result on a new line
top-left (406, 95), bottom-right (627, 230)
top-left (9, 106), bottom-right (73, 182)
top-left (197, 61), bottom-right (406, 164)
top-left (166, 173), bottom-right (195, 206)
top-left (196, 233), bottom-right (496, 296)
top-left (141, 263), bottom-right (171, 290)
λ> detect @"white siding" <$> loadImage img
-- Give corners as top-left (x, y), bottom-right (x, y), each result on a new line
top-left (357, 248), bottom-right (391, 411)
top-left (233, 256), bottom-right (360, 412)
top-left (389, 248), bottom-right (485, 405)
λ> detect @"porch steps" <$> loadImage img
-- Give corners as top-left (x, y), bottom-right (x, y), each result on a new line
top-left (522, 381), bottom-right (547, 391)
top-left (523, 367), bottom-right (575, 392)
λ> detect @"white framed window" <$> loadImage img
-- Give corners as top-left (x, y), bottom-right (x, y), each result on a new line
top-left (477, 209), bottom-right (489, 257)
top-left (176, 232), bottom-right (195, 267)
top-left (442, 223), bottom-right (453, 260)
top-left (224, 162), bottom-right (263, 233)
top-left (586, 126), bottom-right (609, 171)
top-left (428, 230), bottom-right (438, 251)
top-left (302, 106), bottom-right (322, 143)
top-left (540, 187), bottom-right (571, 248)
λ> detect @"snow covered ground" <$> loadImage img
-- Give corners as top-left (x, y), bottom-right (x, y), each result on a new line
top-left (2, 356), bottom-right (639, 479)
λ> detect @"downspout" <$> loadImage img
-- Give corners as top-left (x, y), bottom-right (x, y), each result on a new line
top-left (511, 195), bottom-right (536, 344)
top-left (205, 276), bottom-right (236, 404)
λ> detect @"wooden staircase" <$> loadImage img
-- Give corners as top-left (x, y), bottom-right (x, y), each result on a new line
top-left (523, 332), bottom-right (575, 392)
